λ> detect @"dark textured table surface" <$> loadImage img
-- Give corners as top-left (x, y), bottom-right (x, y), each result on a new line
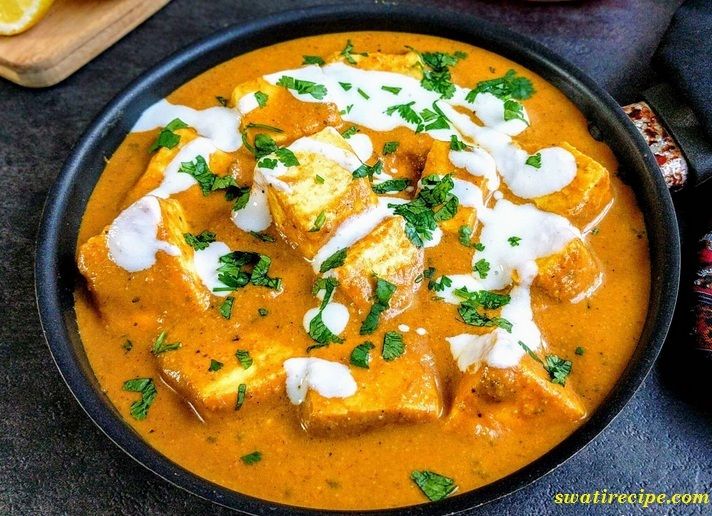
top-left (2, 0), bottom-right (711, 514)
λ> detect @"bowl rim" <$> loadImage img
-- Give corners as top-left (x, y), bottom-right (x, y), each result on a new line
top-left (35, 3), bottom-right (680, 515)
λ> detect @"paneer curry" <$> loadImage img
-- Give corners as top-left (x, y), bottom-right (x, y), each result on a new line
top-left (74, 32), bottom-right (651, 509)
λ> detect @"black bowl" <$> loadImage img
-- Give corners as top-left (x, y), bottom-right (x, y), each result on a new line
top-left (35, 4), bottom-right (680, 514)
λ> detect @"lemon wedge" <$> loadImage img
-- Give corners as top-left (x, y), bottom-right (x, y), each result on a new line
top-left (0, 0), bottom-right (54, 36)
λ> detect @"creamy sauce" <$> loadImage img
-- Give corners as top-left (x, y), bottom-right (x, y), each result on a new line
top-left (74, 32), bottom-right (650, 511)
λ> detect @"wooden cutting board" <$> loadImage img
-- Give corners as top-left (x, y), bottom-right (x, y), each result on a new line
top-left (0, 0), bottom-right (171, 88)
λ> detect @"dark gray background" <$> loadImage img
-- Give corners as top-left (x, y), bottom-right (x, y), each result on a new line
top-left (1, 0), bottom-right (711, 514)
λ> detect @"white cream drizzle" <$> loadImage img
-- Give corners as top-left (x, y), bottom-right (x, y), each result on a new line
top-left (283, 357), bottom-right (357, 405)
top-left (347, 133), bottom-right (373, 162)
top-left (150, 137), bottom-right (219, 198)
top-left (106, 196), bottom-right (180, 272)
top-left (302, 303), bottom-right (350, 336)
top-left (231, 183), bottom-right (272, 232)
top-left (193, 241), bottom-right (231, 297)
top-left (132, 99), bottom-right (241, 152)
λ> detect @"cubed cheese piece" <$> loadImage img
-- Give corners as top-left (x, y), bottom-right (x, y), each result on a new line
top-left (124, 128), bottom-right (234, 206)
top-left (332, 216), bottom-right (424, 317)
top-left (447, 355), bottom-right (586, 438)
top-left (532, 142), bottom-right (612, 227)
top-left (265, 127), bottom-right (377, 258)
top-left (328, 50), bottom-right (423, 79)
top-left (421, 140), bottom-right (490, 234)
top-left (535, 238), bottom-right (601, 302)
top-left (77, 197), bottom-right (209, 330)
top-left (232, 78), bottom-right (342, 145)
top-left (158, 334), bottom-right (293, 412)
top-left (300, 337), bottom-right (442, 434)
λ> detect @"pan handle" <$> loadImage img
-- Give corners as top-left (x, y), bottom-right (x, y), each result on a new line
top-left (623, 82), bottom-right (712, 191)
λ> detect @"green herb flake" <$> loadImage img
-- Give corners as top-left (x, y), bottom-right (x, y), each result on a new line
top-left (352, 160), bottom-right (383, 179)
top-left (319, 248), bottom-right (348, 273)
top-left (372, 178), bottom-right (410, 194)
top-left (276, 75), bottom-right (328, 100)
top-left (215, 96), bottom-right (228, 107)
top-left (415, 49), bottom-right (467, 99)
top-left (546, 355), bottom-right (573, 385)
top-left (179, 155), bottom-right (236, 196)
top-left (503, 99), bottom-right (528, 124)
top-left (244, 122), bottom-right (284, 133)
top-left (466, 69), bottom-right (535, 103)
top-left (241, 451), bottom-right (262, 465)
top-left (122, 378), bottom-right (157, 420)
top-left (258, 307), bottom-right (268, 317)
top-left (235, 383), bottom-right (247, 410)
top-left (149, 118), bottom-right (188, 152)
top-left (411, 470), bottom-right (458, 501)
top-left (122, 340), bottom-right (133, 352)
top-left (357, 88), bottom-right (370, 100)
top-left (214, 251), bottom-right (282, 293)
top-left (208, 359), bottom-right (224, 372)
top-left (339, 82), bottom-right (352, 91)
top-left (525, 152), bottom-right (542, 169)
top-left (385, 101), bottom-right (421, 126)
top-left (249, 231), bottom-right (275, 243)
top-left (508, 236), bottom-right (521, 247)
top-left (315, 174), bottom-right (325, 184)
top-left (150, 331), bottom-right (181, 355)
top-left (382, 141), bottom-right (399, 155)
top-left (341, 126), bottom-right (359, 139)
top-left (254, 91), bottom-right (269, 108)
top-left (219, 296), bottom-right (235, 320)
top-left (302, 55), bottom-right (325, 66)
top-left (235, 349), bottom-right (253, 370)
top-left (340, 39), bottom-right (367, 64)
top-left (350, 341), bottom-right (375, 369)
top-left (428, 275), bottom-right (452, 293)
top-left (184, 230), bottom-right (216, 251)
top-left (309, 211), bottom-right (327, 232)
top-left (381, 85), bottom-right (402, 95)
top-left (382, 331), bottom-right (405, 361)
top-left (449, 135), bottom-right (468, 151)
top-left (473, 258), bottom-right (490, 279)
top-left (360, 278), bottom-right (397, 335)
top-left (575, 346), bottom-right (585, 356)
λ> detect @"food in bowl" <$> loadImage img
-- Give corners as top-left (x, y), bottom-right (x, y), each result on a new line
top-left (74, 32), bottom-right (650, 510)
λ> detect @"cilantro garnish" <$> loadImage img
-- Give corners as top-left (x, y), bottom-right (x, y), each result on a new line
top-left (466, 69), bottom-right (534, 102)
top-left (235, 383), bottom-right (247, 410)
top-left (320, 248), bottom-right (348, 273)
top-left (450, 135), bottom-right (469, 151)
top-left (412, 49), bottom-right (467, 99)
top-left (208, 359), bottom-right (223, 372)
top-left (473, 258), bottom-right (490, 279)
top-left (525, 153), bottom-right (542, 169)
top-left (276, 75), bottom-right (328, 100)
top-left (215, 96), bottom-right (228, 107)
top-left (340, 39), bottom-right (367, 64)
top-left (575, 346), bottom-right (585, 356)
top-left (178, 155), bottom-right (236, 196)
top-left (244, 122), bottom-right (284, 133)
top-left (235, 349), bottom-right (253, 369)
top-left (360, 278), bottom-right (397, 335)
top-left (382, 141), bottom-right (399, 154)
top-left (122, 378), bottom-right (157, 420)
top-left (428, 275), bottom-right (452, 293)
top-left (184, 230), bottom-right (216, 251)
top-left (241, 451), bottom-right (262, 465)
top-left (508, 236), bottom-right (521, 247)
top-left (250, 231), bottom-right (275, 243)
top-left (455, 287), bottom-right (512, 331)
top-left (382, 331), bottom-right (405, 361)
top-left (219, 296), bottom-right (235, 319)
top-left (372, 178), bottom-right (410, 194)
top-left (307, 278), bottom-right (344, 346)
top-left (517, 341), bottom-right (573, 386)
top-left (503, 99), bottom-right (528, 124)
top-left (149, 118), bottom-right (188, 152)
top-left (411, 470), bottom-right (458, 501)
top-left (381, 85), bottom-right (402, 95)
top-left (254, 91), bottom-right (268, 108)
top-left (214, 251), bottom-right (281, 292)
top-left (350, 341), bottom-right (375, 369)
top-left (302, 55), bottom-right (325, 65)
top-left (309, 211), bottom-right (326, 232)
top-left (150, 331), bottom-right (181, 355)
top-left (341, 126), bottom-right (359, 139)
top-left (352, 160), bottom-right (383, 179)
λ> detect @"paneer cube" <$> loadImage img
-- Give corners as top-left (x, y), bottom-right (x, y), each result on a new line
top-left (533, 142), bottom-right (612, 228)
top-left (328, 50), bottom-right (423, 79)
top-left (77, 197), bottom-right (209, 330)
top-left (124, 128), bottom-right (234, 206)
top-left (265, 127), bottom-right (377, 258)
top-left (535, 238), bottom-right (601, 302)
top-left (158, 333), bottom-right (293, 412)
top-left (300, 337), bottom-right (442, 434)
top-left (421, 140), bottom-right (491, 234)
top-left (332, 216), bottom-right (424, 317)
top-left (447, 355), bottom-right (586, 438)
top-left (232, 78), bottom-right (343, 145)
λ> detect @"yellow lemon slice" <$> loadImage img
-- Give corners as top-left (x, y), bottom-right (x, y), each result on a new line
top-left (0, 0), bottom-right (54, 36)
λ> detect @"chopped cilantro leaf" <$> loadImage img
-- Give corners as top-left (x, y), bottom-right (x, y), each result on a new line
top-left (428, 275), bottom-right (452, 292)
top-left (302, 55), bottom-right (325, 65)
top-left (178, 155), bottom-right (236, 196)
top-left (525, 153), bottom-right (542, 169)
top-left (382, 141), bottom-right (399, 154)
top-left (339, 82), bottom-right (352, 91)
top-left (215, 96), bottom-right (228, 107)
top-left (249, 231), bottom-right (275, 243)
top-left (122, 378), bottom-right (157, 420)
top-left (219, 296), bottom-right (234, 319)
top-left (276, 75), bottom-right (328, 100)
top-left (241, 451), bottom-right (262, 465)
top-left (319, 248), bottom-right (347, 273)
top-left (235, 349), bottom-right (253, 369)
top-left (254, 91), bottom-right (269, 108)
top-left (415, 50), bottom-right (467, 99)
top-left (450, 135), bottom-right (468, 151)
top-left (184, 230), bottom-right (216, 251)
top-left (215, 251), bottom-right (281, 292)
top-left (352, 160), bottom-right (383, 179)
top-left (149, 118), bottom-right (188, 152)
top-left (208, 359), bottom-right (223, 372)
top-left (340, 39), bottom-right (367, 64)
top-left (315, 174), bottom-right (325, 184)
top-left (473, 258), bottom-right (490, 279)
top-left (466, 69), bottom-right (535, 103)
top-left (150, 331), bottom-right (181, 355)
top-left (245, 122), bottom-right (284, 133)
top-left (411, 470), bottom-right (458, 501)
top-left (309, 211), bottom-right (326, 232)
top-left (357, 88), bottom-right (370, 100)
top-left (360, 278), bottom-right (397, 335)
top-left (381, 85), bottom-right (402, 95)
top-left (372, 178), bottom-right (410, 194)
top-left (235, 383), bottom-right (247, 410)
top-left (385, 101), bottom-right (421, 126)
top-left (341, 126), bottom-right (359, 139)
top-left (508, 236), bottom-right (521, 247)
top-left (122, 340), bottom-right (133, 352)
top-left (503, 99), bottom-right (528, 124)
top-left (546, 355), bottom-right (573, 385)
top-left (350, 341), bottom-right (375, 369)
top-left (575, 346), bottom-right (585, 356)
top-left (382, 331), bottom-right (405, 361)
top-left (258, 307), bottom-right (268, 317)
